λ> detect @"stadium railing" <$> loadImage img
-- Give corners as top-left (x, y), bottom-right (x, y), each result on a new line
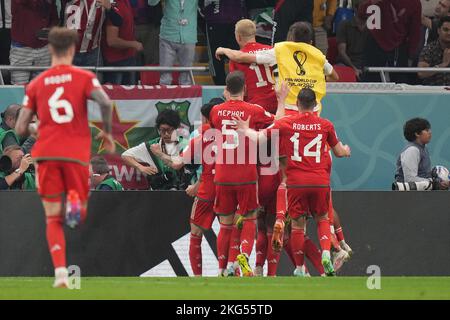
top-left (0, 65), bottom-right (209, 85)
top-left (365, 67), bottom-right (450, 83)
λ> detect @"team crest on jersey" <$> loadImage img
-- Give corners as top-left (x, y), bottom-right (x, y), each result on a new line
top-left (155, 101), bottom-right (191, 127)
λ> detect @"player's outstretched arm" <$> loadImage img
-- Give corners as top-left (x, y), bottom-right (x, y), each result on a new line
top-left (215, 47), bottom-right (256, 64)
top-left (91, 89), bottom-right (116, 154)
top-left (326, 68), bottom-right (340, 82)
top-left (15, 108), bottom-right (34, 138)
top-left (332, 142), bottom-right (351, 158)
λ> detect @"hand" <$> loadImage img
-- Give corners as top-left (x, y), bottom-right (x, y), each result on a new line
top-left (96, 131), bottom-right (116, 154)
top-left (232, 115), bottom-right (250, 132)
top-left (96, 0), bottom-right (111, 9)
top-left (275, 81), bottom-right (289, 104)
top-left (442, 49), bottom-right (450, 67)
top-left (185, 184), bottom-right (197, 197)
top-left (138, 165), bottom-right (158, 176)
top-left (353, 68), bottom-right (363, 80)
top-left (439, 180), bottom-right (449, 190)
top-left (343, 144), bottom-right (351, 157)
top-left (134, 41), bottom-right (144, 52)
top-left (19, 154), bottom-right (33, 173)
top-left (324, 15), bottom-right (333, 32)
top-left (215, 47), bottom-right (226, 61)
top-left (150, 143), bottom-right (162, 156)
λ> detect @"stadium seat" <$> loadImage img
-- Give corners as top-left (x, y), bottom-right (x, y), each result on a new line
top-left (333, 65), bottom-right (357, 82)
top-left (140, 64), bottom-right (180, 85)
top-left (327, 37), bottom-right (338, 65)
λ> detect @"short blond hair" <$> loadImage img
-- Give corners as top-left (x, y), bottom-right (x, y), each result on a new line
top-left (235, 19), bottom-right (256, 39)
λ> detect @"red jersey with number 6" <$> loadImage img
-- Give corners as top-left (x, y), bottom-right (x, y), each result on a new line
top-left (229, 42), bottom-right (277, 114)
top-left (267, 112), bottom-right (339, 186)
top-left (210, 100), bottom-right (274, 185)
top-left (23, 64), bottom-right (102, 164)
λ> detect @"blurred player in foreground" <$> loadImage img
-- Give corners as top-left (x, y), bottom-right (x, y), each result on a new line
top-left (16, 27), bottom-right (115, 288)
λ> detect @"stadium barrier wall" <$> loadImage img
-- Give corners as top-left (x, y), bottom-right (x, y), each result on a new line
top-left (0, 191), bottom-right (449, 277)
top-left (1, 86), bottom-right (449, 190)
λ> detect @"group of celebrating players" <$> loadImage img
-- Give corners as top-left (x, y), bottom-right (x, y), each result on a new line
top-left (15, 18), bottom-right (354, 287)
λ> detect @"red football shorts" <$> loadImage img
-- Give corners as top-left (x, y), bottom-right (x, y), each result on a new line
top-left (258, 172), bottom-right (281, 215)
top-left (35, 160), bottom-right (89, 203)
top-left (214, 184), bottom-right (259, 216)
top-left (287, 186), bottom-right (331, 219)
top-left (190, 197), bottom-right (215, 230)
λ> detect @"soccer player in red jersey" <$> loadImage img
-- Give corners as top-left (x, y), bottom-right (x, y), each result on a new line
top-left (15, 27), bottom-right (115, 288)
top-left (235, 88), bottom-right (351, 276)
top-left (151, 98), bottom-right (222, 276)
top-left (209, 71), bottom-right (275, 276)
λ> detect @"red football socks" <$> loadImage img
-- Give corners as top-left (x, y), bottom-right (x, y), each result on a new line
top-left (227, 225), bottom-right (241, 265)
top-left (266, 232), bottom-right (281, 276)
top-left (276, 184), bottom-right (287, 221)
top-left (304, 237), bottom-right (324, 275)
top-left (283, 237), bottom-right (296, 267)
top-left (317, 219), bottom-right (332, 252)
top-left (240, 218), bottom-right (257, 257)
top-left (255, 229), bottom-right (268, 267)
top-left (46, 216), bottom-right (66, 269)
top-left (290, 228), bottom-right (305, 267)
top-left (189, 233), bottom-right (202, 276)
top-left (335, 227), bottom-right (345, 242)
top-left (217, 223), bottom-right (233, 269)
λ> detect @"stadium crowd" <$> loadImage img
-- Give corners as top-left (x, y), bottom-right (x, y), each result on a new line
top-left (0, 0), bottom-right (449, 85)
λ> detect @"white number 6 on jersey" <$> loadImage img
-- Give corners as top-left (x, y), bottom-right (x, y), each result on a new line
top-left (49, 87), bottom-right (74, 124)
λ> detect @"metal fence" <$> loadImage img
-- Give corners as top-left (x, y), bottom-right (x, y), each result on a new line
top-left (365, 67), bottom-right (450, 83)
top-left (0, 65), bottom-right (209, 85)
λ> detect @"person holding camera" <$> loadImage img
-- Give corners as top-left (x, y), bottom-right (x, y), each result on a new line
top-left (0, 145), bottom-right (35, 190)
top-left (394, 117), bottom-right (449, 190)
top-left (10, 0), bottom-right (59, 85)
top-left (121, 109), bottom-right (189, 190)
top-left (90, 155), bottom-right (124, 190)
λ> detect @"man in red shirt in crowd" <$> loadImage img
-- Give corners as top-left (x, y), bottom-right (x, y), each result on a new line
top-left (102, 0), bottom-right (143, 84)
top-left (235, 88), bottom-right (351, 276)
top-left (15, 27), bottom-right (115, 288)
top-left (10, 0), bottom-right (59, 84)
top-left (209, 71), bottom-right (275, 276)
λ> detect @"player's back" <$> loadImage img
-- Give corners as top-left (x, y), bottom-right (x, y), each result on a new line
top-left (230, 42), bottom-right (277, 113)
top-left (277, 112), bottom-right (338, 186)
top-left (210, 100), bottom-right (274, 185)
top-left (23, 64), bottom-right (101, 164)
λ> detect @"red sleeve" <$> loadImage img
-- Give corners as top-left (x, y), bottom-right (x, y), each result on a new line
top-left (84, 73), bottom-right (103, 98)
top-left (327, 122), bottom-right (339, 148)
top-left (181, 136), bottom-right (198, 164)
top-left (22, 83), bottom-right (36, 112)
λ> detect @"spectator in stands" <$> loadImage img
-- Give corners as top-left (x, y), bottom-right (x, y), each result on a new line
top-left (61, 0), bottom-right (122, 68)
top-left (359, 0), bottom-right (422, 83)
top-left (200, 0), bottom-right (247, 85)
top-left (313, 0), bottom-right (337, 55)
top-left (418, 16), bottom-right (450, 85)
top-left (131, 0), bottom-right (162, 67)
top-left (422, 0), bottom-right (450, 46)
top-left (336, 0), bottom-right (367, 80)
top-left (0, 0), bottom-right (11, 84)
top-left (273, 0), bottom-right (313, 43)
top-left (90, 155), bottom-right (123, 190)
top-left (149, 0), bottom-right (198, 85)
top-left (0, 145), bottom-right (35, 190)
top-left (121, 109), bottom-right (188, 190)
top-left (102, 0), bottom-right (143, 85)
top-left (394, 117), bottom-right (450, 191)
top-left (10, 0), bottom-right (59, 85)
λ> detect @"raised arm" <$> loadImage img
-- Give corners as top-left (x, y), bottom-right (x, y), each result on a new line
top-left (15, 108), bottom-right (34, 137)
top-left (215, 47), bottom-right (257, 64)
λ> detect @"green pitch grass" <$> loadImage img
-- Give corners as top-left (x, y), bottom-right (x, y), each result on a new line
top-left (0, 277), bottom-right (449, 300)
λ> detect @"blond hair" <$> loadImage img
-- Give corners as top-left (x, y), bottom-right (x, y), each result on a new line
top-left (235, 19), bottom-right (256, 39)
top-left (48, 27), bottom-right (79, 57)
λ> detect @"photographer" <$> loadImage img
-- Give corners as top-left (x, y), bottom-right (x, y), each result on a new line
top-left (0, 104), bottom-right (21, 153)
top-left (90, 156), bottom-right (123, 190)
top-left (121, 109), bottom-right (189, 190)
top-left (0, 145), bottom-right (35, 190)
